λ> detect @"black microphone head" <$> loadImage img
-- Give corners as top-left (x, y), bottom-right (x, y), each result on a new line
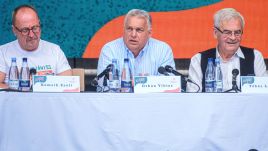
top-left (158, 66), bottom-right (166, 74)
top-left (30, 68), bottom-right (37, 75)
top-left (106, 64), bottom-right (113, 70)
top-left (96, 64), bottom-right (113, 80)
top-left (165, 65), bottom-right (173, 73)
top-left (158, 66), bottom-right (169, 76)
top-left (232, 69), bottom-right (239, 76)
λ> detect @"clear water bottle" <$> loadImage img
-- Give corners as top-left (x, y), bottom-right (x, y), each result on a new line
top-left (8, 58), bottom-right (19, 90)
top-left (109, 59), bottom-right (120, 93)
top-left (121, 58), bottom-right (133, 93)
top-left (214, 58), bottom-right (223, 92)
top-left (19, 58), bottom-right (30, 91)
top-left (205, 58), bottom-right (215, 92)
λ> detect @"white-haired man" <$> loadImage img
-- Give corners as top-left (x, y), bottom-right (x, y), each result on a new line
top-left (187, 8), bottom-right (267, 92)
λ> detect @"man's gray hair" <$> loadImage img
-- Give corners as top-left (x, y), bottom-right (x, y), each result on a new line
top-left (214, 8), bottom-right (245, 29)
top-left (124, 9), bottom-right (152, 30)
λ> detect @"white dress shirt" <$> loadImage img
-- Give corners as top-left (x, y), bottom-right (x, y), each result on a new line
top-left (187, 47), bottom-right (268, 92)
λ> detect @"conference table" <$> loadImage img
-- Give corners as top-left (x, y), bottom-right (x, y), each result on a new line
top-left (0, 92), bottom-right (268, 151)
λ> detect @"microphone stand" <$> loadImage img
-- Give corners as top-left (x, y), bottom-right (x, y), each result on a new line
top-left (102, 74), bottom-right (110, 92)
top-left (164, 65), bottom-right (201, 92)
top-left (225, 80), bottom-right (241, 92)
top-left (172, 74), bottom-right (200, 93)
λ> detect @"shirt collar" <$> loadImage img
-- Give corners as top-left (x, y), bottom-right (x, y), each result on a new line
top-left (216, 46), bottom-right (245, 60)
top-left (124, 39), bottom-right (150, 58)
top-left (15, 39), bottom-right (42, 54)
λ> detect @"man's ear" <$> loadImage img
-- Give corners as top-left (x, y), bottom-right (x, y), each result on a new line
top-left (213, 28), bottom-right (217, 39)
top-left (148, 29), bottom-right (152, 37)
top-left (12, 25), bottom-right (17, 37)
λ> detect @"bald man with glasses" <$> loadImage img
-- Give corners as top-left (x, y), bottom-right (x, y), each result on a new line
top-left (0, 4), bottom-right (71, 89)
top-left (187, 8), bottom-right (267, 92)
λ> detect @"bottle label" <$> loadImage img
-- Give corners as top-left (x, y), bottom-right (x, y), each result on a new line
top-left (214, 81), bottom-right (223, 92)
top-left (205, 80), bottom-right (214, 92)
top-left (19, 80), bottom-right (30, 87)
top-left (109, 80), bottom-right (120, 92)
top-left (121, 81), bottom-right (132, 93)
top-left (9, 80), bottom-right (19, 89)
top-left (215, 81), bottom-right (222, 88)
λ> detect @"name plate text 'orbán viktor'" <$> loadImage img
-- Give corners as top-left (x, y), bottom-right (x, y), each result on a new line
top-left (134, 76), bottom-right (181, 93)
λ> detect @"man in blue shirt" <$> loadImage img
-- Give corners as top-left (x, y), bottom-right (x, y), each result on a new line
top-left (97, 9), bottom-right (175, 78)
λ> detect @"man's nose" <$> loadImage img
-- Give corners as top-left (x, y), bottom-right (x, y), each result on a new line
top-left (130, 30), bottom-right (137, 37)
top-left (28, 29), bottom-right (35, 37)
top-left (229, 32), bottom-right (237, 40)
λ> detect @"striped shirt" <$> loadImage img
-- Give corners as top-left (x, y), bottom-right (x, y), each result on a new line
top-left (97, 37), bottom-right (175, 78)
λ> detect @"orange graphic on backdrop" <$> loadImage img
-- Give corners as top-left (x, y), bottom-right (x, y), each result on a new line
top-left (83, 0), bottom-right (268, 58)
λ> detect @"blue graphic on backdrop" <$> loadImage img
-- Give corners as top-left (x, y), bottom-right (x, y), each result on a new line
top-left (0, 0), bottom-right (220, 57)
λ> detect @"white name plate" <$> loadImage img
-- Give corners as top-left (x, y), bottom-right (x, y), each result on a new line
top-left (134, 76), bottom-right (181, 93)
top-left (33, 76), bottom-right (80, 92)
top-left (241, 76), bottom-right (268, 93)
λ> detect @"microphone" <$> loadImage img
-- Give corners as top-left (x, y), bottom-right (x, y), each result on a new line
top-left (232, 68), bottom-right (239, 89)
top-left (91, 64), bottom-right (113, 86)
top-left (165, 65), bottom-right (193, 83)
top-left (164, 65), bottom-right (200, 92)
top-left (97, 64), bottom-right (113, 80)
top-left (232, 68), bottom-right (239, 80)
top-left (158, 66), bottom-right (169, 76)
top-left (29, 68), bottom-right (37, 91)
top-left (30, 68), bottom-right (37, 76)
top-left (165, 65), bottom-right (185, 77)
top-left (225, 68), bottom-right (240, 92)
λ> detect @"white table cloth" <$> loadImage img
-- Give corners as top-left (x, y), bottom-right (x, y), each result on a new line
top-left (0, 92), bottom-right (267, 151)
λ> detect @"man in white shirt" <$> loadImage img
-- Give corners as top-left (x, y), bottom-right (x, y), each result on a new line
top-left (187, 8), bottom-right (267, 92)
top-left (0, 4), bottom-right (71, 89)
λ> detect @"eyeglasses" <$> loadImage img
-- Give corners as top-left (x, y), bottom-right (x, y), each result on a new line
top-left (14, 25), bottom-right (41, 36)
top-left (215, 26), bottom-right (243, 38)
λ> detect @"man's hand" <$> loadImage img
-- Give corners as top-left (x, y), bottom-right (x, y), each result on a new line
top-left (0, 71), bottom-right (8, 89)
